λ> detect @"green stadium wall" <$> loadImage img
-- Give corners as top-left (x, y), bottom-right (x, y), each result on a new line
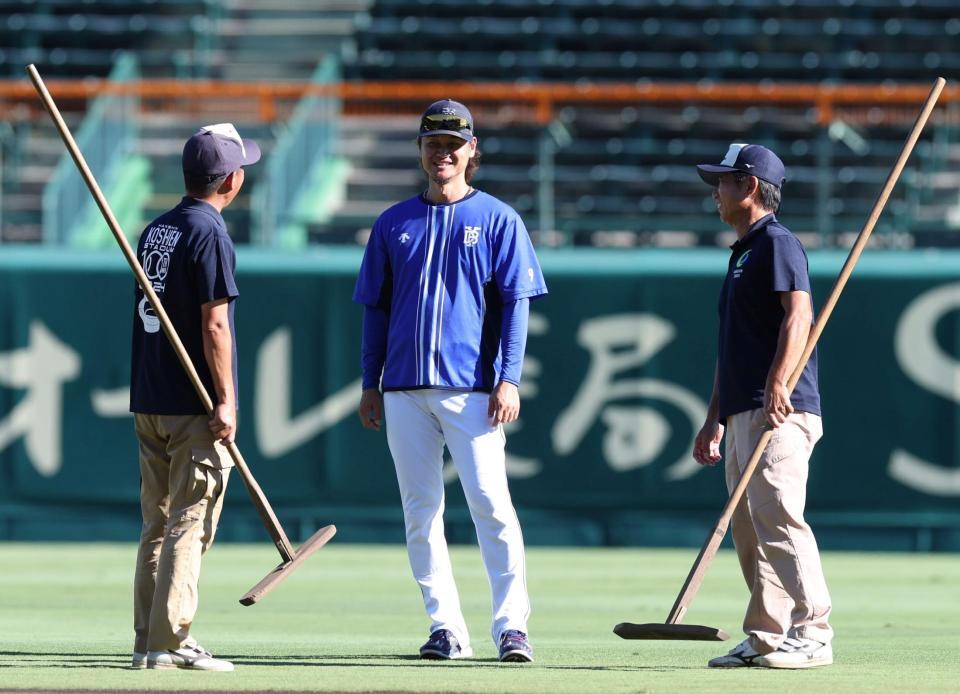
top-left (1, 247), bottom-right (959, 551)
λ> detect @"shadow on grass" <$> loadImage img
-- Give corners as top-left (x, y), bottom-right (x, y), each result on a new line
top-left (226, 654), bottom-right (692, 672)
top-left (541, 664), bottom-right (698, 672)
top-left (0, 651), bottom-right (696, 672)
top-left (226, 653), bottom-right (502, 667)
top-left (0, 651), bottom-right (136, 670)
top-left (0, 651), bottom-right (494, 670)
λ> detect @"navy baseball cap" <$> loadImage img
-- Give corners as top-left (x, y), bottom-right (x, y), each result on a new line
top-left (182, 123), bottom-right (261, 178)
top-left (418, 99), bottom-right (474, 141)
top-left (696, 143), bottom-right (786, 188)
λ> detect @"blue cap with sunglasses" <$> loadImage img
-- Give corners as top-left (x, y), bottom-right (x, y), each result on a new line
top-left (696, 143), bottom-right (786, 189)
top-left (418, 99), bottom-right (474, 141)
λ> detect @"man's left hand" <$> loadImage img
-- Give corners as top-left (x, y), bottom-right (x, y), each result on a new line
top-left (764, 380), bottom-right (794, 427)
top-left (488, 381), bottom-right (520, 425)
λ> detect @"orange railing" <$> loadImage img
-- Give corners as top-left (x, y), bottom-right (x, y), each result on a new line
top-left (1, 79), bottom-right (957, 124)
top-left (3, 77), bottom-right (956, 246)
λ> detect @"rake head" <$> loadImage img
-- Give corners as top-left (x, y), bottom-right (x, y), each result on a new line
top-left (614, 622), bottom-right (729, 641)
top-left (240, 524), bottom-right (337, 606)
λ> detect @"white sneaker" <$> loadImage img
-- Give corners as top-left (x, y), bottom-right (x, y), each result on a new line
top-left (708, 638), bottom-right (765, 668)
top-left (758, 637), bottom-right (833, 669)
top-left (131, 651), bottom-right (147, 669)
top-left (147, 644), bottom-right (234, 671)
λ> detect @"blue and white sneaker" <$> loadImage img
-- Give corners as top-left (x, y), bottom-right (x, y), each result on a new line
top-left (419, 629), bottom-right (473, 660)
top-left (498, 630), bottom-right (534, 663)
top-left (708, 639), bottom-right (764, 668)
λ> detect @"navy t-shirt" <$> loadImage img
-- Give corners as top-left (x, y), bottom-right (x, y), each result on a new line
top-left (717, 213), bottom-right (820, 421)
top-left (130, 197), bottom-right (239, 415)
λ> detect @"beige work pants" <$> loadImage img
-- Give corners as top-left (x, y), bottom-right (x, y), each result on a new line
top-left (132, 413), bottom-right (232, 653)
top-left (725, 409), bottom-right (833, 654)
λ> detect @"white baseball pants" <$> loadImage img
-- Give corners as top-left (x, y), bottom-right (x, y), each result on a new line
top-left (384, 389), bottom-right (530, 649)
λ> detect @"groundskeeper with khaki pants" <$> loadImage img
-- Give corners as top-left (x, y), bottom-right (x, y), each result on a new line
top-left (130, 124), bottom-right (260, 672)
top-left (692, 143), bottom-right (834, 669)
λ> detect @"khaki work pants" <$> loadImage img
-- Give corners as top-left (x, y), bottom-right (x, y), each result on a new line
top-left (725, 409), bottom-right (833, 654)
top-left (133, 413), bottom-right (232, 653)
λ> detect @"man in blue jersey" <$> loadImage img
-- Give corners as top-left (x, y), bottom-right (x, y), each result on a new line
top-left (693, 144), bottom-right (833, 669)
top-left (130, 124), bottom-right (259, 672)
top-left (354, 99), bottom-right (547, 663)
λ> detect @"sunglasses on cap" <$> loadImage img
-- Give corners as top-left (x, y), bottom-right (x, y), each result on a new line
top-left (420, 113), bottom-right (472, 134)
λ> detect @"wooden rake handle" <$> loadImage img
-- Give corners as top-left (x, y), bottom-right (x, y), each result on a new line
top-left (26, 64), bottom-right (296, 562)
top-left (666, 76), bottom-right (947, 626)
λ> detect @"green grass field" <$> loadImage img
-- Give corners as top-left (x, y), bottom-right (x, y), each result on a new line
top-left (0, 543), bottom-right (956, 693)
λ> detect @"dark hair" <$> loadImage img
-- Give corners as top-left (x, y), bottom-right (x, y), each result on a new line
top-left (465, 148), bottom-right (482, 184)
top-left (735, 173), bottom-right (781, 212)
top-left (184, 173), bottom-right (228, 199)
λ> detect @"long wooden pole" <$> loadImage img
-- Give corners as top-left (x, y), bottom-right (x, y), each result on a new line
top-left (665, 76), bottom-right (946, 626)
top-left (26, 64), bottom-right (296, 562)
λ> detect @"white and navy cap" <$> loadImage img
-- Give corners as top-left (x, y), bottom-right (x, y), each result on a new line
top-left (697, 143), bottom-right (786, 188)
top-left (418, 99), bottom-right (474, 141)
top-left (182, 123), bottom-right (261, 179)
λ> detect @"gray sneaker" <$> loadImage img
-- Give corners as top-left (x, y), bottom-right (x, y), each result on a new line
top-left (758, 637), bottom-right (833, 669)
top-left (708, 638), bottom-right (764, 668)
top-left (147, 644), bottom-right (234, 671)
top-left (131, 651), bottom-right (147, 669)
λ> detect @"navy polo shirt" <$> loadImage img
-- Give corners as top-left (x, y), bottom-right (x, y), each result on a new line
top-left (130, 197), bottom-right (239, 415)
top-left (717, 213), bottom-right (820, 421)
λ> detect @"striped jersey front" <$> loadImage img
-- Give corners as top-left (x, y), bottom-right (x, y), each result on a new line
top-left (354, 190), bottom-right (547, 392)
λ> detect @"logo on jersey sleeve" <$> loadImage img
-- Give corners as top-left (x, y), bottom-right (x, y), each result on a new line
top-left (463, 226), bottom-right (481, 247)
top-left (399, 232), bottom-right (410, 244)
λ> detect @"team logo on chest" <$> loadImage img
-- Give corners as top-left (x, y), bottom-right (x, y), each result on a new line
top-left (733, 249), bottom-right (751, 278)
top-left (463, 226), bottom-right (481, 247)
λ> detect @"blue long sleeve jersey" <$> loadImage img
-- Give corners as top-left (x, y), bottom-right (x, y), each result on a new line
top-left (362, 299), bottom-right (530, 390)
top-left (354, 190), bottom-right (547, 392)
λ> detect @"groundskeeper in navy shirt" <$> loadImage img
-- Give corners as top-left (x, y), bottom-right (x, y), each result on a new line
top-left (130, 197), bottom-right (239, 415)
top-left (717, 213), bottom-right (820, 422)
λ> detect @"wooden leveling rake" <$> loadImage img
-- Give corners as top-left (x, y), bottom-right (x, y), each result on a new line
top-left (615, 76), bottom-right (946, 642)
top-left (26, 64), bottom-right (336, 606)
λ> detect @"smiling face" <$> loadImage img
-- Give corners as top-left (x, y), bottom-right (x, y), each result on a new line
top-left (418, 134), bottom-right (477, 186)
top-left (713, 171), bottom-right (756, 226)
